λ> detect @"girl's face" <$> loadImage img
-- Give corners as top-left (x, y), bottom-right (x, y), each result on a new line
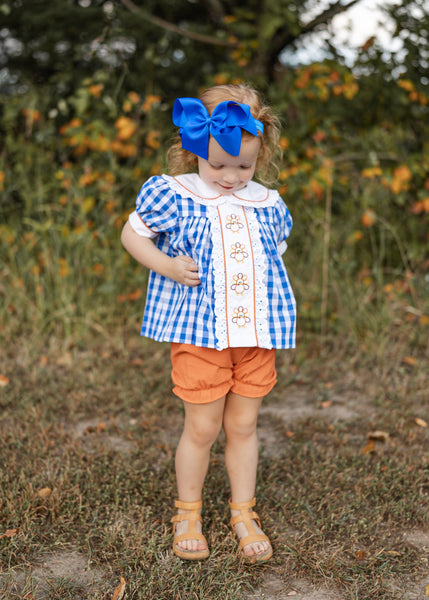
top-left (197, 135), bottom-right (261, 195)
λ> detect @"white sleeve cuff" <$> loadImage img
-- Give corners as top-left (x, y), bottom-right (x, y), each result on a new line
top-left (278, 240), bottom-right (288, 255)
top-left (128, 211), bottom-right (157, 239)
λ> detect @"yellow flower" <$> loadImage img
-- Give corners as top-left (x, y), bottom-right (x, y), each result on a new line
top-left (150, 163), bottom-right (161, 176)
top-left (79, 172), bottom-right (95, 187)
top-left (391, 164), bottom-right (412, 194)
top-left (146, 130), bottom-right (160, 149)
top-left (309, 177), bottom-right (324, 200)
top-left (398, 79), bottom-right (415, 92)
top-left (362, 167), bottom-right (382, 178)
top-left (214, 73), bottom-right (229, 85)
top-left (58, 258), bottom-right (70, 277)
top-left (128, 91), bottom-right (140, 104)
top-left (89, 134), bottom-right (110, 152)
top-left (93, 263), bottom-right (105, 274)
top-left (111, 141), bottom-right (137, 157)
top-left (141, 95), bottom-right (161, 113)
top-left (82, 197), bottom-right (95, 213)
top-left (122, 100), bottom-right (132, 113)
top-left (115, 116), bottom-right (137, 140)
top-left (69, 118), bottom-right (83, 128)
top-left (361, 209), bottom-right (377, 228)
top-left (88, 84), bottom-right (104, 97)
top-left (22, 108), bottom-right (42, 122)
top-left (279, 137), bottom-right (290, 151)
top-left (103, 171), bottom-right (116, 184)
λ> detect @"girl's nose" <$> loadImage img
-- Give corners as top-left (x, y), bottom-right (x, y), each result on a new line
top-left (222, 168), bottom-right (239, 184)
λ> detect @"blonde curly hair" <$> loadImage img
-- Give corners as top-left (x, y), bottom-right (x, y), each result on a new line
top-left (167, 84), bottom-right (281, 185)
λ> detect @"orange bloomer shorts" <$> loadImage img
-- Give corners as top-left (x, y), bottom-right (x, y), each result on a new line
top-left (170, 343), bottom-right (277, 404)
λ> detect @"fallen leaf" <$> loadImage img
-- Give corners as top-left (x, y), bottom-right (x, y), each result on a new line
top-left (425, 583), bottom-right (429, 597)
top-left (129, 357), bottom-right (144, 366)
top-left (0, 528), bottom-right (18, 539)
top-left (319, 400), bottom-right (333, 409)
top-left (128, 289), bottom-right (142, 301)
top-left (387, 550), bottom-right (401, 556)
top-left (403, 356), bottom-right (416, 366)
top-left (355, 550), bottom-right (366, 560)
top-left (362, 440), bottom-right (375, 455)
top-left (56, 352), bottom-right (72, 367)
top-left (368, 430), bottom-right (389, 442)
top-left (415, 417), bottom-right (428, 428)
top-left (0, 374), bottom-right (10, 387)
top-left (85, 422), bottom-right (107, 434)
top-left (37, 487), bottom-right (52, 499)
top-left (112, 576), bottom-right (126, 600)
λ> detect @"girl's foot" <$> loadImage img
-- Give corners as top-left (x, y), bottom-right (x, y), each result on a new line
top-left (229, 498), bottom-right (273, 563)
top-left (171, 499), bottom-right (209, 560)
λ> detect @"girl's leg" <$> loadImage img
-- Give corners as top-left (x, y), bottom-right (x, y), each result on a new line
top-left (174, 395), bottom-right (225, 552)
top-left (223, 391), bottom-right (271, 558)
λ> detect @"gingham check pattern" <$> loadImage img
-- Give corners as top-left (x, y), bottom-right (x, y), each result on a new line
top-left (133, 176), bottom-right (296, 349)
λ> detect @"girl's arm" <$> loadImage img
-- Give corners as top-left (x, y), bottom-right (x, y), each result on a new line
top-left (121, 221), bottom-right (201, 287)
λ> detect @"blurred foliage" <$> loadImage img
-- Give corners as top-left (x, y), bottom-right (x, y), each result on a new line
top-left (0, 0), bottom-right (428, 343)
top-left (1, 0), bottom-right (365, 97)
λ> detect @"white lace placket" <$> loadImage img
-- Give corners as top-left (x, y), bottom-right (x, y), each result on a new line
top-left (209, 201), bottom-right (271, 350)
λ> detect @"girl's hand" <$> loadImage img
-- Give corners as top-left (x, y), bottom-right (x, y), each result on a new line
top-left (121, 222), bottom-right (200, 287)
top-left (170, 255), bottom-right (201, 287)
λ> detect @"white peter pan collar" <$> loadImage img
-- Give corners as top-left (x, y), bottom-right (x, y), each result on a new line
top-left (162, 173), bottom-right (280, 207)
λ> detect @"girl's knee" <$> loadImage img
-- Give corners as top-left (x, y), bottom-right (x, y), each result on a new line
top-left (184, 414), bottom-right (222, 447)
top-left (223, 411), bottom-right (258, 440)
top-left (182, 396), bottom-right (225, 448)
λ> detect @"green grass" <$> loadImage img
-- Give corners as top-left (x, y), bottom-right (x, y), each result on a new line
top-left (0, 325), bottom-right (428, 599)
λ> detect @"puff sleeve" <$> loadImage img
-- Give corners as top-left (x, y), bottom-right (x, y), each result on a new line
top-left (128, 176), bottom-right (178, 238)
top-left (273, 195), bottom-right (293, 255)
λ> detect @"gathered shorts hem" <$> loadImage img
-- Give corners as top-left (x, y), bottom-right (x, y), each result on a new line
top-left (170, 343), bottom-right (277, 405)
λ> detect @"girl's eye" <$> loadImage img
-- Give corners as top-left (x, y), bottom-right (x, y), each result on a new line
top-left (209, 163), bottom-right (223, 169)
top-left (240, 165), bottom-right (251, 170)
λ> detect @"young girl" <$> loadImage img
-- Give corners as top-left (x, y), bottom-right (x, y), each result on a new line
top-left (121, 84), bottom-right (296, 563)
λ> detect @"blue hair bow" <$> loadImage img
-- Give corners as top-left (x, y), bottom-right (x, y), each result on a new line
top-left (172, 97), bottom-right (264, 160)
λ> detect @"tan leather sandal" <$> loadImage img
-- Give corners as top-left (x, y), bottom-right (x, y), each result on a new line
top-left (171, 499), bottom-right (209, 560)
top-left (229, 497), bottom-right (273, 563)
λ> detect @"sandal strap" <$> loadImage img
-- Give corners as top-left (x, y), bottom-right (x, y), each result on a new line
top-left (230, 510), bottom-right (261, 529)
top-left (171, 498), bottom-right (203, 534)
top-left (173, 531), bottom-right (208, 545)
top-left (174, 499), bottom-right (202, 510)
top-left (236, 532), bottom-right (270, 553)
top-left (229, 497), bottom-right (256, 511)
top-left (171, 512), bottom-right (203, 525)
top-left (229, 498), bottom-right (261, 530)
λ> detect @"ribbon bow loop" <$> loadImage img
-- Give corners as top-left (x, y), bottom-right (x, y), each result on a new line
top-left (172, 97), bottom-right (264, 160)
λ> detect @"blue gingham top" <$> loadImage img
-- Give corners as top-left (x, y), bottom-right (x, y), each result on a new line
top-left (128, 174), bottom-right (296, 350)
